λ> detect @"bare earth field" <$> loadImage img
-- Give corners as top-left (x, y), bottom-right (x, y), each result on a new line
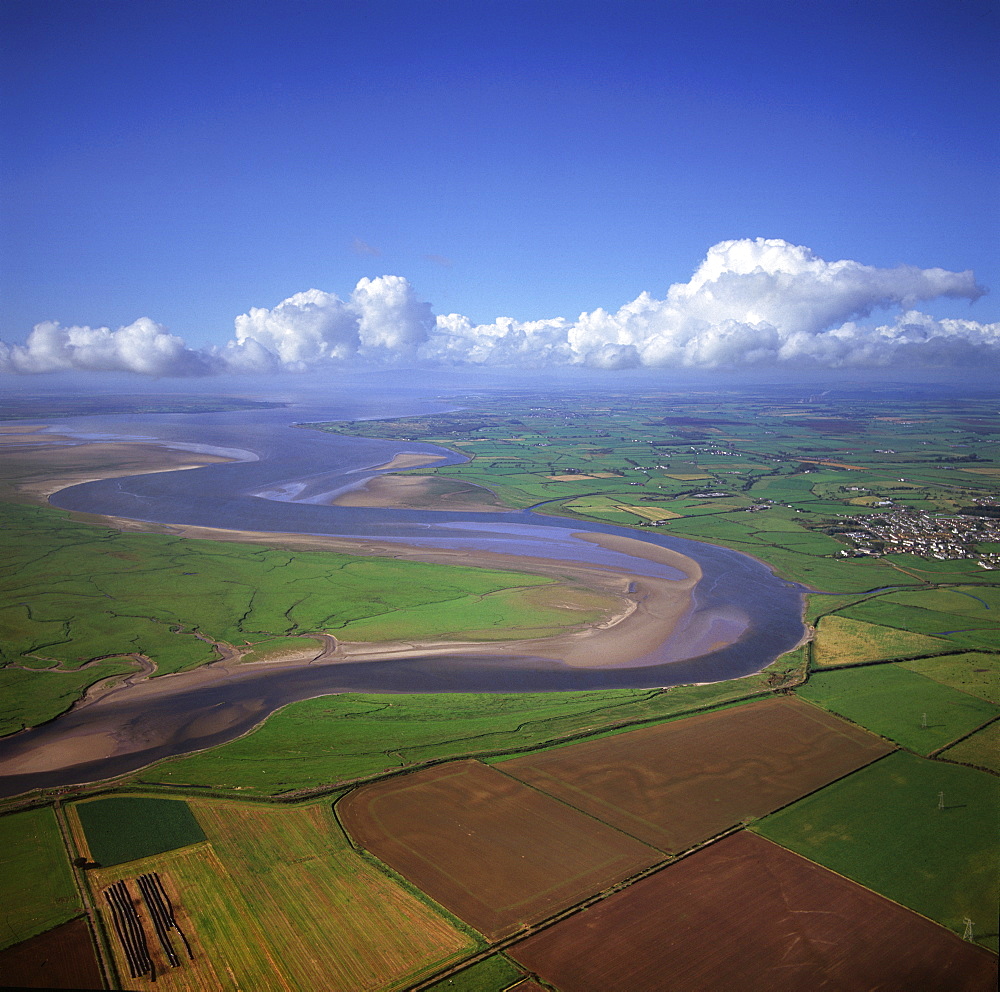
top-left (508, 830), bottom-right (999, 992)
top-left (0, 916), bottom-right (103, 990)
top-left (336, 758), bottom-right (663, 940)
top-left (500, 695), bottom-right (894, 852)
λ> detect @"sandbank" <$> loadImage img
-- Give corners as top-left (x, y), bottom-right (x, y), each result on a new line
top-left (0, 432), bottom-right (231, 501)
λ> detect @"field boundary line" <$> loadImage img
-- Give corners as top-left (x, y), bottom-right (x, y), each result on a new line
top-left (53, 799), bottom-right (119, 991)
top-left (489, 760), bottom-right (669, 856)
top-left (403, 822), bottom-right (760, 992)
top-left (929, 713), bottom-right (1000, 765)
top-left (748, 831), bottom-right (1000, 955)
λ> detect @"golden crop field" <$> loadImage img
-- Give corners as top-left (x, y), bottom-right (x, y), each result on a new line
top-left (813, 616), bottom-right (950, 667)
top-left (610, 504), bottom-right (682, 522)
top-left (90, 801), bottom-right (476, 992)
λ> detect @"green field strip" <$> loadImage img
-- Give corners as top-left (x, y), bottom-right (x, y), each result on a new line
top-left (423, 954), bottom-right (526, 991)
top-left (75, 796), bottom-right (206, 866)
top-left (0, 807), bottom-right (81, 949)
top-left (938, 719), bottom-right (1000, 774)
top-left (899, 652), bottom-right (1000, 703)
top-left (838, 597), bottom-right (1000, 636)
top-left (796, 665), bottom-right (1000, 754)
top-left (752, 751), bottom-right (1000, 952)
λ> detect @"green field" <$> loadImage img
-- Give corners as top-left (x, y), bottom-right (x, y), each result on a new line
top-left (754, 751), bottom-right (1000, 951)
top-left (0, 659), bottom-right (138, 737)
top-left (812, 615), bottom-right (952, 667)
top-left (424, 955), bottom-right (524, 991)
top-left (900, 652), bottom-right (1000, 703)
top-left (75, 796), bottom-right (206, 866)
top-left (137, 650), bottom-right (806, 795)
top-left (796, 665), bottom-right (999, 754)
top-left (940, 720), bottom-right (1000, 774)
top-left (0, 807), bottom-right (79, 949)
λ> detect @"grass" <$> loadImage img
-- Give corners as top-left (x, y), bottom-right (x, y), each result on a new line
top-left (238, 635), bottom-right (324, 663)
top-left (940, 720), bottom-right (1000, 774)
top-left (0, 501), bottom-right (599, 734)
top-left (796, 665), bottom-right (1000, 754)
top-left (0, 659), bottom-right (137, 737)
top-left (900, 652), bottom-right (1000, 703)
top-left (90, 800), bottom-right (477, 992)
top-left (0, 807), bottom-right (79, 949)
top-left (753, 751), bottom-right (1000, 952)
top-left (424, 955), bottom-right (524, 991)
top-left (137, 650), bottom-right (807, 795)
top-left (812, 615), bottom-right (952, 666)
top-left (75, 796), bottom-right (205, 866)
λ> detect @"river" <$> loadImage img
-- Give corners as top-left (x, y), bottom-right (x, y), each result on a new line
top-left (0, 392), bottom-right (806, 795)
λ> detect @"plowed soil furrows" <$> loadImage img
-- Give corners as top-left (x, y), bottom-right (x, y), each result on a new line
top-left (337, 759), bottom-right (662, 940)
top-left (500, 695), bottom-right (893, 852)
top-left (509, 831), bottom-right (998, 992)
top-left (0, 917), bottom-right (103, 990)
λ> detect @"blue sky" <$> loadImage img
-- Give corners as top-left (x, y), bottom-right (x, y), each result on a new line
top-left (1, 0), bottom-right (997, 373)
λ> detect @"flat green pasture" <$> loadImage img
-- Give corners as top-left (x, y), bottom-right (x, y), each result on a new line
top-left (0, 807), bottom-right (79, 949)
top-left (753, 752), bottom-right (1000, 951)
top-left (137, 651), bottom-right (806, 794)
top-left (425, 955), bottom-right (524, 992)
top-left (940, 720), bottom-right (1000, 774)
top-left (75, 796), bottom-right (205, 866)
top-left (797, 665), bottom-right (999, 754)
top-left (840, 597), bottom-right (999, 636)
top-left (900, 652), bottom-right (1000, 703)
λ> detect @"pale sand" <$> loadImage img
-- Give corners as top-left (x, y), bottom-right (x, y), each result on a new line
top-left (333, 472), bottom-right (506, 511)
top-left (0, 434), bottom-right (232, 501)
top-left (12, 732), bottom-right (119, 774)
top-left (372, 451), bottom-right (448, 471)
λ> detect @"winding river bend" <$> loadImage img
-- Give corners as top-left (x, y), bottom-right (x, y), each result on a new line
top-left (0, 397), bottom-right (806, 795)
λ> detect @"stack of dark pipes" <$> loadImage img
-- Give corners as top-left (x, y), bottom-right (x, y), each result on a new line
top-left (137, 872), bottom-right (193, 964)
top-left (103, 880), bottom-right (153, 980)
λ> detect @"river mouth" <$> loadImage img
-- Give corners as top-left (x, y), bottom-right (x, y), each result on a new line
top-left (0, 399), bottom-right (806, 796)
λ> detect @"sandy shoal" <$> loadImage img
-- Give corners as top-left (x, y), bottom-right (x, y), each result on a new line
top-left (0, 433), bottom-right (232, 500)
top-left (332, 472), bottom-right (506, 511)
top-left (371, 451), bottom-right (448, 471)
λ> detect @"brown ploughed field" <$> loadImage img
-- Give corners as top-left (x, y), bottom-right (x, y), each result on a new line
top-left (509, 831), bottom-right (998, 992)
top-left (0, 916), bottom-right (103, 990)
top-left (500, 695), bottom-right (893, 852)
top-left (337, 759), bottom-right (662, 940)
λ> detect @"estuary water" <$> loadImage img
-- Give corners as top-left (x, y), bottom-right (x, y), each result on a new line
top-left (0, 393), bottom-right (806, 794)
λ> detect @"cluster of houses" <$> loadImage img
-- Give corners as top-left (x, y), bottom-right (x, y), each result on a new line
top-left (836, 508), bottom-right (1000, 568)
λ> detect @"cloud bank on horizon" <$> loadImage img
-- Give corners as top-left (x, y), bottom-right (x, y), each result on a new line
top-left (1, 239), bottom-right (994, 377)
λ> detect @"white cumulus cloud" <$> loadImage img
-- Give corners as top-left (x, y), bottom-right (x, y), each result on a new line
top-left (2, 239), bottom-right (994, 376)
top-left (0, 318), bottom-right (211, 376)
